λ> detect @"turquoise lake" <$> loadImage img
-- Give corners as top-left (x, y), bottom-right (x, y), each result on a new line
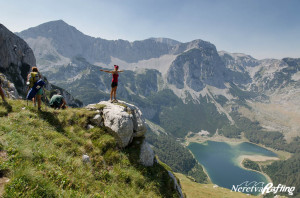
top-left (188, 141), bottom-right (278, 195)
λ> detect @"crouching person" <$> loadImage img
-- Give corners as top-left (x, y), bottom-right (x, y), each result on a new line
top-left (49, 90), bottom-right (67, 109)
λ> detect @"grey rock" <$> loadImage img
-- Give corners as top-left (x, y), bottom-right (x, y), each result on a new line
top-left (0, 24), bottom-right (36, 96)
top-left (168, 171), bottom-right (184, 198)
top-left (139, 140), bottom-right (154, 167)
top-left (88, 101), bottom-right (148, 148)
top-left (91, 114), bottom-right (103, 127)
top-left (87, 124), bottom-right (95, 129)
top-left (82, 154), bottom-right (90, 163)
top-left (120, 101), bottom-right (147, 137)
top-left (98, 101), bottom-right (135, 148)
top-left (0, 73), bottom-right (19, 99)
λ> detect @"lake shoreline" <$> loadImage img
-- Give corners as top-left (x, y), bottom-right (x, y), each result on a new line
top-left (186, 148), bottom-right (213, 184)
top-left (238, 156), bottom-right (276, 184)
top-left (184, 135), bottom-right (287, 192)
top-left (184, 133), bottom-right (291, 160)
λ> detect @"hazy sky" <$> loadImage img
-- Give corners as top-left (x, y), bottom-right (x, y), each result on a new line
top-left (1, 0), bottom-right (299, 59)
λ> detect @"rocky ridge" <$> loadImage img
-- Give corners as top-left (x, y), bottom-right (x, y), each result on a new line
top-left (17, 21), bottom-right (300, 141)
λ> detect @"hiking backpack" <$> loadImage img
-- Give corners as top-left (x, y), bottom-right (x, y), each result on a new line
top-left (29, 72), bottom-right (39, 88)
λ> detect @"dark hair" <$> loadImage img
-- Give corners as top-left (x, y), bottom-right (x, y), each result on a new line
top-left (32, 67), bottom-right (38, 72)
top-left (114, 65), bottom-right (119, 70)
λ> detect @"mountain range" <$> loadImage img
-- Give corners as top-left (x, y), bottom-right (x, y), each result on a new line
top-left (15, 20), bottom-right (300, 195)
top-left (16, 20), bottom-right (300, 141)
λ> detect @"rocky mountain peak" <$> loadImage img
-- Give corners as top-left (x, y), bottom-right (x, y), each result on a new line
top-left (149, 37), bottom-right (181, 46)
top-left (167, 46), bottom-right (226, 92)
top-left (17, 20), bottom-right (86, 40)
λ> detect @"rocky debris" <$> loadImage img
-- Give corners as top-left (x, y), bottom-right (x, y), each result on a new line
top-left (139, 141), bottom-right (154, 167)
top-left (168, 171), bottom-right (184, 198)
top-left (0, 73), bottom-right (19, 99)
top-left (0, 24), bottom-right (36, 96)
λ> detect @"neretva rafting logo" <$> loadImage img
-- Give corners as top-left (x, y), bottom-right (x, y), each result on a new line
top-left (231, 181), bottom-right (296, 195)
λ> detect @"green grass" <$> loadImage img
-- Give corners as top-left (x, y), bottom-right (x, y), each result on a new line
top-left (175, 173), bottom-right (256, 198)
top-left (0, 99), bottom-right (178, 198)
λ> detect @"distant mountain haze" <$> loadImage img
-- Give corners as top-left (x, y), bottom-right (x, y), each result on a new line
top-left (17, 20), bottom-right (300, 142)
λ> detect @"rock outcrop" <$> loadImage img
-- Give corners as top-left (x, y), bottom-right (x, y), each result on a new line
top-left (139, 141), bottom-right (155, 167)
top-left (168, 171), bottom-right (184, 198)
top-left (0, 24), bottom-right (36, 96)
top-left (86, 100), bottom-right (153, 166)
top-left (0, 73), bottom-right (19, 99)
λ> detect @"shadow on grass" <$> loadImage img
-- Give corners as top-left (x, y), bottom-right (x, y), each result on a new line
top-left (124, 137), bottom-right (177, 198)
top-left (37, 110), bottom-right (65, 133)
top-left (0, 101), bottom-right (12, 117)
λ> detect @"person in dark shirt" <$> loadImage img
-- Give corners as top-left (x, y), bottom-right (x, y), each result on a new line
top-left (100, 65), bottom-right (124, 103)
top-left (49, 90), bottom-right (67, 109)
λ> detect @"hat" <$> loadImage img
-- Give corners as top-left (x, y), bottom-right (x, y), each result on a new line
top-left (114, 65), bottom-right (119, 69)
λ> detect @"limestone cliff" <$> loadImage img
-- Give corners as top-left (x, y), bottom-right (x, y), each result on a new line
top-left (0, 23), bottom-right (36, 96)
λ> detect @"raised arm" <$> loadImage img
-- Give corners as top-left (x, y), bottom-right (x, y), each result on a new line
top-left (100, 69), bottom-right (114, 74)
top-left (118, 70), bottom-right (124, 73)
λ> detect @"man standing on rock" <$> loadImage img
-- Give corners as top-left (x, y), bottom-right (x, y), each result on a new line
top-left (100, 65), bottom-right (124, 103)
top-left (0, 78), bottom-right (7, 103)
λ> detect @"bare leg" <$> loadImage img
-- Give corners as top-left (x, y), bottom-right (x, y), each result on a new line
top-left (110, 88), bottom-right (113, 101)
top-left (32, 97), bottom-right (36, 106)
top-left (113, 87), bottom-right (117, 100)
top-left (37, 95), bottom-right (42, 110)
top-left (0, 87), bottom-right (5, 101)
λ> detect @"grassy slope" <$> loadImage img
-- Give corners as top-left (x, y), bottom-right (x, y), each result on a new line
top-left (0, 99), bottom-right (177, 198)
top-left (174, 173), bottom-right (257, 198)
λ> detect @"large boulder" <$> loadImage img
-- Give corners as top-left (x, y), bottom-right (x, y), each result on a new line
top-left (86, 100), bottom-right (147, 148)
top-left (86, 100), bottom-right (155, 167)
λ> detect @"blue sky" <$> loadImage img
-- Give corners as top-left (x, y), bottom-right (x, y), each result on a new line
top-left (1, 0), bottom-right (299, 59)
